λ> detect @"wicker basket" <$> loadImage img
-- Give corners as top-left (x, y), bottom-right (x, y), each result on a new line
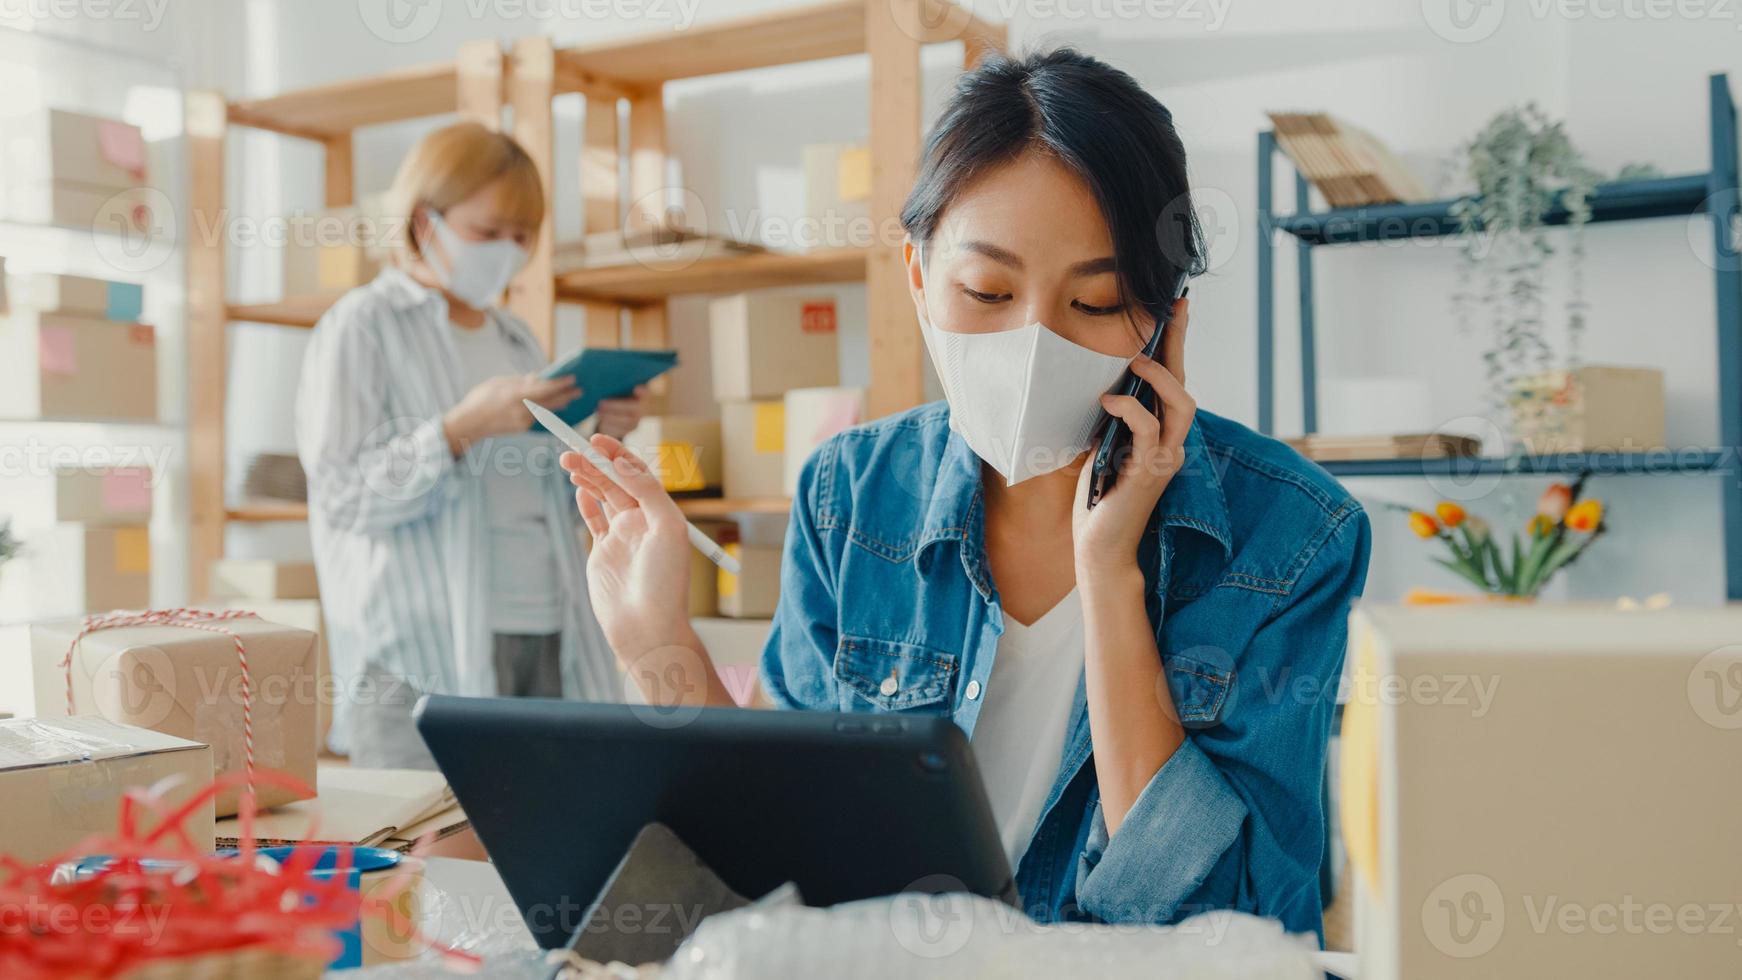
top-left (115, 947), bottom-right (322, 980)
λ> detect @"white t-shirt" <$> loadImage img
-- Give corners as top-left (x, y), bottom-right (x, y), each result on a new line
top-left (448, 318), bottom-right (563, 635)
top-left (970, 589), bottom-right (1087, 870)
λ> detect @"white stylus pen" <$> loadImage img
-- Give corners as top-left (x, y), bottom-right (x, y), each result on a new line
top-left (526, 400), bottom-right (743, 576)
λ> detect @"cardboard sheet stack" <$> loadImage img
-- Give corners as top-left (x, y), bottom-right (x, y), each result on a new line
top-left (1265, 111), bottom-right (1426, 208)
top-left (214, 764), bottom-right (467, 851)
top-left (205, 558), bottom-right (336, 753)
top-left (0, 108), bottom-right (155, 230)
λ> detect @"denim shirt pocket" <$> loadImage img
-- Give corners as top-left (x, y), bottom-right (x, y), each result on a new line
top-left (833, 635), bottom-right (958, 712)
top-left (1161, 650), bottom-right (1233, 729)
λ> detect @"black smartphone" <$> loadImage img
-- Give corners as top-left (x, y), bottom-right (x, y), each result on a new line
top-left (1086, 272), bottom-right (1190, 509)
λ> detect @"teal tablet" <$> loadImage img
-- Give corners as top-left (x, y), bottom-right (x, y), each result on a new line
top-left (534, 347), bottom-right (679, 428)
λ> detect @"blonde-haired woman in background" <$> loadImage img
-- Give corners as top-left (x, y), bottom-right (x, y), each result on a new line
top-left (295, 121), bottom-right (644, 769)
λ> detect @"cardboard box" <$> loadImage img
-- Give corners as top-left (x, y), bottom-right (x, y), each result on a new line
top-left (282, 203), bottom-right (384, 296)
top-left (783, 386), bottom-right (865, 495)
top-left (801, 143), bottom-right (871, 247)
top-left (209, 597), bottom-right (332, 754)
top-left (682, 520), bottom-right (731, 619)
top-left (0, 181), bottom-right (155, 232)
top-left (24, 523), bottom-right (151, 616)
top-left (709, 292), bottom-right (840, 401)
top-left (209, 558), bottom-right (320, 601)
top-left (0, 467), bottom-right (153, 528)
top-left (6, 271), bottom-right (144, 321)
top-left (717, 541), bottom-right (781, 618)
top-left (1509, 365), bottom-right (1665, 453)
top-left (0, 715), bottom-right (214, 866)
top-left (0, 109), bottom-right (148, 189)
top-left (0, 309), bottom-right (157, 421)
top-left (1346, 605), bottom-right (1742, 979)
top-left (31, 616), bottom-right (321, 817)
top-left (721, 400), bottom-right (786, 499)
top-left (623, 416), bottom-right (722, 492)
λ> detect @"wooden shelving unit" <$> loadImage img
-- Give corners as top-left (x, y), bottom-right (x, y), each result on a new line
top-left (185, 1), bottom-right (1005, 595)
top-left (677, 497), bottom-right (793, 518)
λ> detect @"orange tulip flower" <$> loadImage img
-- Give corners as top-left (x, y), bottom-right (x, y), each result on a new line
top-left (1565, 499), bottom-right (1604, 533)
top-left (1434, 501), bottom-right (1467, 528)
top-left (1537, 483), bottom-right (1573, 522)
top-left (1408, 511), bottom-right (1440, 539)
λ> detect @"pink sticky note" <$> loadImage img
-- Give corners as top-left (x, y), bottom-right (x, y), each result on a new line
top-left (811, 394), bottom-right (862, 444)
top-left (718, 664), bottom-right (758, 707)
top-left (96, 120), bottom-right (146, 180)
top-left (39, 325), bottom-right (77, 375)
top-left (102, 468), bottom-right (152, 513)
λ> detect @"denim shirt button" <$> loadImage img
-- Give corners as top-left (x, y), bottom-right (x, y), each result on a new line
top-left (879, 675), bottom-right (899, 697)
top-left (965, 679), bottom-right (982, 700)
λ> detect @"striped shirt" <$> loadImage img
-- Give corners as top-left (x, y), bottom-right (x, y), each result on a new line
top-left (294, 268), bottom-right (618, 751)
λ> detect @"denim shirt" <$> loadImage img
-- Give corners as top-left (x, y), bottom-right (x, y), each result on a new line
top-left (760, 401), bottom-right (1370, 938)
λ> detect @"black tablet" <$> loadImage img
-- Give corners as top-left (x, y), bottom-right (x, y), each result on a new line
top-left (414, 695), bottom-right (1015, 948)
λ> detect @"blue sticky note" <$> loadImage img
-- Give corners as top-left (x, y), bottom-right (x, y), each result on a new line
top-left (533, 347), bottom-right (679, 429)
top-left (104, 281), bottom-right (144, 322)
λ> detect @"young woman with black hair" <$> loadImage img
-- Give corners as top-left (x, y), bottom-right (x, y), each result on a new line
top-left (560, 49), bottom-right (1370, 939)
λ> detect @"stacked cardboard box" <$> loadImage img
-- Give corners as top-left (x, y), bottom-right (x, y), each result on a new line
top-left (801, 143), bottom-right (871, 249)
top-left (782, 386), bottom-right (865, 495)
top-left (0, 109), bottom-right (154, 230)
top-left (622, 416), bottom-right (723, 493)
top-left (204, 559), bottom-right (334, 754)
top-left (0, 281), bottom-right (158, 422)
top-left (281, 193), bottom-right (388, 296)
top-left (31, 614), bottom-right (321, 816)
top-left (8, 467), bottom-right (155, 619)
top-left (0, 715), bottom-right (215, 865)
top-left (710, 291), bottom-right (841, 500)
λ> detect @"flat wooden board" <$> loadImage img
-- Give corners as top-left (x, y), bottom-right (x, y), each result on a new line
top-left (554, 0), bottom-right (1001, 87)
top-left (227, 61), bottom-right (460, 137)
top-left (554, 246), bottom-right (869, 306)
top-left (228, 295), bottom-right (342, 328)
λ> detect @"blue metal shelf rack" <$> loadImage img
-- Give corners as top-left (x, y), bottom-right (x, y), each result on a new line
top-left (1256, 73), bottom-right (1742, 598)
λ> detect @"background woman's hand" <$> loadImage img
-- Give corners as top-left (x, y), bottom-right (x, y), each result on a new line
top-left (594, 384), bottom-right (650, 440)
top-left (443, 373), bottom-right (579, 455)
top-left (1073, 298), bottom-right (1194, 584)
top-left (562, 435), bottom-right (695, 665)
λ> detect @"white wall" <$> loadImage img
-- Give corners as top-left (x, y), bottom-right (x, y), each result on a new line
top-left (22, 0), bottom-right (1742, 604)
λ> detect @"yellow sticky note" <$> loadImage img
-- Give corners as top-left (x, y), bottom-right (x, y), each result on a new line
top-left (113, 527), bottom-right (150, 574)
top-left (717, 543), bottom-right (742, 598)
top-left (753, 402), bottom-right (785, 454)
top-left (317, 245), bottom-right (361, 290)
top-left (837, 146), bottom-right (871, 202)
top-left (655, 441), bottom-right (705, 492)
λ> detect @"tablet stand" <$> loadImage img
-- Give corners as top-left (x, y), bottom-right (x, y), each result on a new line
top-left (557, 822), bottom-right (751, 966)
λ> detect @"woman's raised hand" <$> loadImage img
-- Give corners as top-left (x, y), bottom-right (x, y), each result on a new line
top-left (561, 434), bottom-right (695, 664)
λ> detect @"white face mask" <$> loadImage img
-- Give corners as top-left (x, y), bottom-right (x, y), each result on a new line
top-left (916, 261), bottom-right (1135, 486)
top-left (423, 209), bottom-right (528, 309)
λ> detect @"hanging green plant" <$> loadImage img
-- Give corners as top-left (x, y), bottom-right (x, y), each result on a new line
top-left (1447, 105), bottom-right (1658, 428)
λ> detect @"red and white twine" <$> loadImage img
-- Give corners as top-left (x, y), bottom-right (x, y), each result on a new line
top-left (61, 608), bottom-right (261, 800)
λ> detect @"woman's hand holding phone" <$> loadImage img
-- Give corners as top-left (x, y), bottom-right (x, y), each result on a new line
top-left (1073, 297), bottom-right (1194, 586)
top-left (561, 436), bottom-right (735, 708)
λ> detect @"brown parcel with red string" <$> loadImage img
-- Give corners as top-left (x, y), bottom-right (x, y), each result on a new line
top-left (29, 616), bottom-right (320, 817)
